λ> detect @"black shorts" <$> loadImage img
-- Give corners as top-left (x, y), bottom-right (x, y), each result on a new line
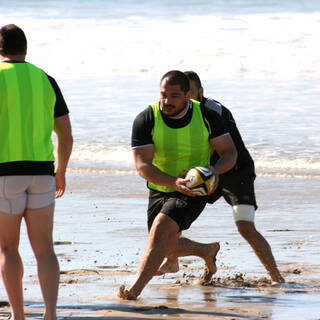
top-left (207, 173), bottom-right (258, 210)
top-left (147, 189), bottom-right (207, 231)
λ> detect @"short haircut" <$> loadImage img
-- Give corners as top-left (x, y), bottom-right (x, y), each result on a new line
top-left (184, 71), bottom-right (202, 89)
top-left (0, 24), bottom-right (27, 56)
top-left (160, 70), bottom-right (190, 94)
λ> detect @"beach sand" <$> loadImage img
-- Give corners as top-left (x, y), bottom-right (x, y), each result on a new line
top-left (0, 172), bottom-right (319, 319)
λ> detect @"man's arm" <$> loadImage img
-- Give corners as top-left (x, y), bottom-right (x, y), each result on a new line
top-left (54, 114), bottom-right (73, 198)
top-left (201, 101), bottom-right (237, 175)
top-left (133, 145), bottom-right (195, 196)
top-left (209, 134), bottom-right (237, 175)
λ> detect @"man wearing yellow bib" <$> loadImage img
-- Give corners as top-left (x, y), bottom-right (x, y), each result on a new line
top-left (118, 70), bottom-right (237, 300)
top-left (156, 71), bottom-right (284, 285)
top-left (0, 24), bottom-right (73, 319)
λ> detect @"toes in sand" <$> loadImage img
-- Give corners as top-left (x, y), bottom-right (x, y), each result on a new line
top-left (118, 285), bottom-right (137, 300)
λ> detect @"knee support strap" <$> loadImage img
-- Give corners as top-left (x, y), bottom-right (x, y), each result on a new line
top-left (232, 204), bottom-right (255, 222)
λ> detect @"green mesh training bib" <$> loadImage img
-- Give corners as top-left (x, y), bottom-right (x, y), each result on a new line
top-left (148, 100), bottom-right (210, 193)
top-left (0, 62), bottom-right (56, 163)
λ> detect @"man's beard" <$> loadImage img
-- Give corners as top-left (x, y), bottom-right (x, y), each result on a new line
top-left (161, 102), bottom-right (188, 118)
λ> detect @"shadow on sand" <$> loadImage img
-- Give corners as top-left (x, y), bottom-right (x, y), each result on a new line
top-left (0, 301), bottom-right (264, 320)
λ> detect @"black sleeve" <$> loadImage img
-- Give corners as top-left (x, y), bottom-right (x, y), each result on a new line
top-left (47, 75), bottom-right (69, 117)
top-left (201, 102), bottom-right (229, 139)
top-left (221, 106), bottom-right (236, 125)
top-left (131, 106), bottom-right (154, 148)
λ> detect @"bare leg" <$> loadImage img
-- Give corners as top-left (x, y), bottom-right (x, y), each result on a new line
top-left (236, 220), bottom-right (284, 283)
top-left (156, 231), bottom-right (181, 275)
top-left (24, 205), bottom-right (59, 320)
top-left (157, 237), bottom-right (220, 283)
top-left (118, 213), bottom-right (179, 299)
top-left (156, 256), bottom-right (179, 275)
top-left (0, 212), bottom-right (25, 320)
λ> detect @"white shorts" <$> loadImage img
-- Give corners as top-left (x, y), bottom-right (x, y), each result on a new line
top-left (0, 176), bottom-right (55, 215)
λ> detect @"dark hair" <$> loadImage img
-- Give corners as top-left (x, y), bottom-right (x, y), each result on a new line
top-left (0, 24), bottom-right (27, 56)
top-left (160, 70), bottom-right (190, 94)
top-left (184, 71), bottom-right (202, 89)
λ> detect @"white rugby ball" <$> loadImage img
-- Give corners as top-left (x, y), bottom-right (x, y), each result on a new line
top-left (185, 166), bottom-right (215, 196)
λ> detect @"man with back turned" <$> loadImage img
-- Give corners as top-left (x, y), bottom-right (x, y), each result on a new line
top-left (0, 24), bottom-right (73, 319)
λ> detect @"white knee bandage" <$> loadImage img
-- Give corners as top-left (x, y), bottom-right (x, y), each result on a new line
top-left (232, 204), bottom-right (255, 222)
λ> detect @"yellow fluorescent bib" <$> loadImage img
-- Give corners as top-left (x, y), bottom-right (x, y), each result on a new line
top-left (148, 100), bottom-right (210, 193)
top-left (0, 62), bottom-right (56, 163)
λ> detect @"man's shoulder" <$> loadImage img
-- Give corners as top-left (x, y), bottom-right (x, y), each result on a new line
top-left (24, 61), bottom-right (47, 75)
top-left (203, 97), bottom-right (235, 122)
top-left (203, 97), bottom-right (233, 114)
top-left (201, 98), bottom-right (226, 121)
top-left (131, 105), bottom-right (154, 148)
top-left (132, 105), bottom-right (155, 132)
top-left (135, 105), bottom-right (154, 121)
top-left (25, 62), bottom-right (56, 86)
top-left (203, 98), bottom-right (223, 115)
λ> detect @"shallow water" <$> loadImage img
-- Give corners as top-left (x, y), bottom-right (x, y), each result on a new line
top-left (1, 0), bottom-right (319, 177)
top-left (0, 1), bottom-right (319, 318)
top-left (1, 173), bottom-right (319, 319)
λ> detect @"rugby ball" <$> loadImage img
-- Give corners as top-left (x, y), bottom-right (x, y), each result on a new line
top-left (185, 166), bottom-right (215, 196)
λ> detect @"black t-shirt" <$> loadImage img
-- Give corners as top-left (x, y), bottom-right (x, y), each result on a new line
top-left (131, 100), bottom-right (229, 148)
top-left (0, 66), bottom-right (69, 176)
top-left (203, 97), bottom-right (255, 176)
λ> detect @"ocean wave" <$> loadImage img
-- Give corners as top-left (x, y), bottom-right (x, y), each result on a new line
top-left (255, 158), bottom-right (320, 172)
top-left (66, 147), bottom-right (320, 179)
top-left (256, 171), bottom-right (320, 179)
top-left (1, 11), bottom-right (319, 78)
top-left (67, 167), bottom-right (320, 179)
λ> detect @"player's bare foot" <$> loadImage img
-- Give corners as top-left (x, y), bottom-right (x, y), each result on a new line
top-left (156, 257), bottom-right (179, 275)
top-left (271, 273), bottom-right (285, 285)
top-left (118, 285), bottom-right (137, 300)
top-left (199, 242), bottom-right (220, 284)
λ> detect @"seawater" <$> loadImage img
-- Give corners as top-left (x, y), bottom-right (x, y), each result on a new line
top-left (0, 2), bottom-right (320, 318)
top-left (0, 0), bottom-right (319, 178)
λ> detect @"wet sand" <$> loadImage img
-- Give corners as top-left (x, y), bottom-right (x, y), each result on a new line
top-left (0, 172), bottom-right (319, 319)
